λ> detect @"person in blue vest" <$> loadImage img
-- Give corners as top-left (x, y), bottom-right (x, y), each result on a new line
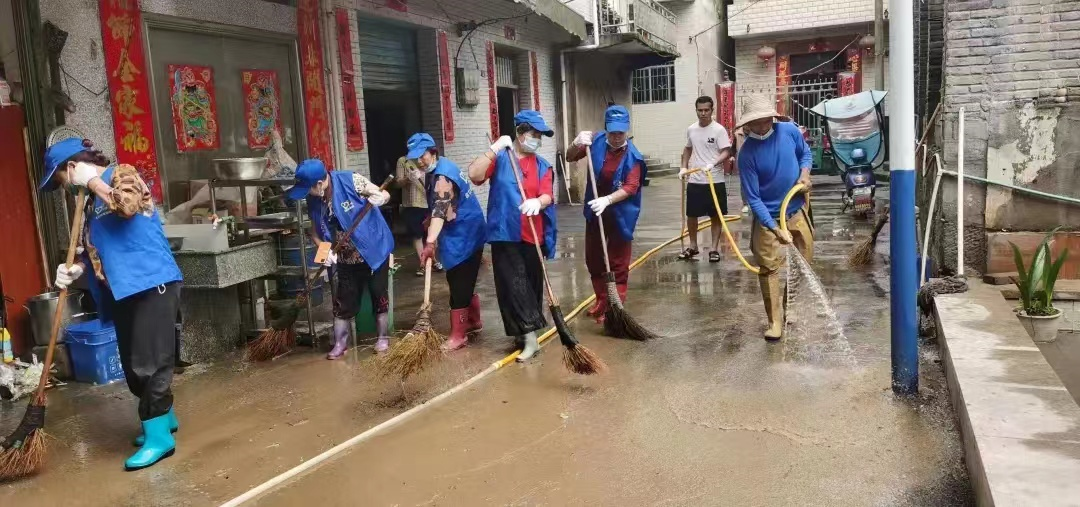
top-left (404, 133), bottom-right (487, 351)
top-left (285, 159), bottom-right (393, 357)
top-left (42, 137), bottom-right (183, 471)
top-left (566, 105), bottom-right (647, 324)
top-left (466, 110), bottom-right (557, 362)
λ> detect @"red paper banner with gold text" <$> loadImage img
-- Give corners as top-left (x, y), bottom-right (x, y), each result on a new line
top-left (775, 55), bottom-right (791, 117)
top-left (486, 40), bottom-right (498, 142)
top-left (529, 51), bottom-right (540, 111)
top-left (715, 79), bottom-right (736, 174)
top-left (838, 71), bottom-right (858, 97)
top-left (437, 30), bottom-right (455, 143)
top-left (336, 8), bottom-right (364, 151)
top-left (298, 0), bottom-right (334, 167)
top-left (168, 64), bottom-right (220, 152)
top-left (99, 0), bottom-right (162, 202)
top-left (241, 69), bottom-right (282, 150)
top-left (845, 48), bottom-right (863, 93)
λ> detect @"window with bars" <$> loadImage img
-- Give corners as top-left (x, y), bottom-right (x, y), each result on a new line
top-left (632, 63), bottom-right (675, 104)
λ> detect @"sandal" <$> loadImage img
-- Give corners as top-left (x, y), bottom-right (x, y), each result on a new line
top-left (677, 248), bottom-right (699, 261)
top-left (708, 250), bottom-right (721, 263)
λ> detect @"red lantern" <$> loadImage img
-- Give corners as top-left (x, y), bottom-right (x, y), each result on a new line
top-left (757, 45), bottom-right (776, 67)
top-left (859, 34), bottom-right (876, 55)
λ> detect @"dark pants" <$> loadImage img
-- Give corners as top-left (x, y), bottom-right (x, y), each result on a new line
top-left (334, 262), bottom-right (390, 319)
top-left (490, 241), bottom-right (547, 336)
top-left (585, 219), bottom-right (632, 290)
top-left (446, 248), bottom-right (484, 310)
top-left (112, 282), bottom-right (182, 421)
top-left (686, 182), bottom-right (728, 218)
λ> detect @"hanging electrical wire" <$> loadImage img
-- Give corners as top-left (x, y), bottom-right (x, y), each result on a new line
top-left (688, 0), bottom-right (767, 43)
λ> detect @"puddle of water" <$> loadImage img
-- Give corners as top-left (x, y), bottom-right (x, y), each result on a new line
top-left (784, 247), bottom-right (856, 365)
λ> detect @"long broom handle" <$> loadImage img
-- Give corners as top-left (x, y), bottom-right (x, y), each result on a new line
top-left (34, 189), bottom-right (88, 399)
top-left (422, 258), bottom-right (433, 306)
top-left (503, 147), bottom-right (561, 307)
top-left (582, 146), bottom-right (613, 273)
top-left (297, 175), bottom-right (394, 295)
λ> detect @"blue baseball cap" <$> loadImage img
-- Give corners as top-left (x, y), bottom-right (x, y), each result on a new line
top-left (406, 133), bottom-right (436, 160)
top-left (604, 104), bottom-right (631, 133)
top-left (285, 159), bottom-right (328, 200)
top-left (513, 110), bottom-right (554, 137)
top-left (41, 137), bottom-right (89, 190)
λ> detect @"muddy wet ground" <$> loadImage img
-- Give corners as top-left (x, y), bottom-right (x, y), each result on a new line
top-left (1, 176), bottom-right (972, 506)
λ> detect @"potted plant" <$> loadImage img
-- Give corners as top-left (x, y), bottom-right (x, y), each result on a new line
top-left (1010, 228), bottom-right (1069, 343)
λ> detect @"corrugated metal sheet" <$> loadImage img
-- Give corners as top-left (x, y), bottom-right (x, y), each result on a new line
top-left (357, 19), bottom-right (419, 92)
top-left (496, 56), bottom-right (517, 88)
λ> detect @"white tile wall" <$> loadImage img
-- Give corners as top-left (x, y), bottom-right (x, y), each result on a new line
top-left (630, 0), bottom-right (725, 164)
top-left (341, 0), bottom-right (576, 208)
top-left (727, 0), bottom-right (874, 38)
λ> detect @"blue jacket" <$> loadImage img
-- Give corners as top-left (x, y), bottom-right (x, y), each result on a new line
top-left (307, 171), bottom-right (394, 270)
top-left (428, 158), bottom-right (487, 269)
top-left (84, 165), bottom-right (182, 304)
top-left (583, 132), bottom-right (648, 241)
top-left (485, 150), bottom-right (557, 259)
top-left (737, 122), bottom-right (811, 230)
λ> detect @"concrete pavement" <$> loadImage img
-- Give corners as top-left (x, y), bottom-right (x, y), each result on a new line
top-left (1, 176), bottom-right (973, 506)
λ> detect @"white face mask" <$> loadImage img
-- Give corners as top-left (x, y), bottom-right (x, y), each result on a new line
top-left (746, 128), bottom-right (774, 141)
top-left (421, 156), bottom-right (437, 172)
top-left (521, 136), bottom-right (542, 153)
top-left (607, 138), bottom-right (627, 149)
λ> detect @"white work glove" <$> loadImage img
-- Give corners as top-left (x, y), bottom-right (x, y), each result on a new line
top-left (69, 162), bottom-right (99, 188)
top-left (678, 167), bottom-right (690, 180)
top-left (573, 131), bottom-right (593, 147)
top-left (519, 198), bottom-right (543, 217)
top-left (489, 135), bottom-right (513, 154)
top-left (774, 229), bottom-right (794, 245)
top-left (322, 250), bottom-right (338, 267)
top-left (588, 195), bottom-right (612, 215)
top-left (55, 263), bottom-right (84, 290)
top-left (367, 191), bottom-right (389, 207)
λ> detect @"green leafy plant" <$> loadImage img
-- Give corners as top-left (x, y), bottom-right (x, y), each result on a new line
top-left (1010, 227), bottom-right (1069, 317)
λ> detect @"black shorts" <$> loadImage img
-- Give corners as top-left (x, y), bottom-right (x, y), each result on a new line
top-left (686, 182), bottom-right (728, 218)
top-left (334, 262), bottom-right (390, 319)
top-left (400, 207), bottom-right (428, 239)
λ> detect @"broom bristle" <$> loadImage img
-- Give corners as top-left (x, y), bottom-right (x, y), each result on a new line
top-left (0, 430), bottom-right (46, 482)
top-left (247, 328), bottom-right (294, 362)
top-left (562, 344), bottom-right (607, 375)
top-left (606, 306), bottom-right (658, 341)
top-left (378, 327), bottom-right (444, 381)
top-left (847, 237), bottom-right (875, 267)
top-left (0, 404), bottom-right (48, 482)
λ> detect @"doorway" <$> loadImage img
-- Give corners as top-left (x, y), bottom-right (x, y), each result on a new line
top-left (357, 18), bottom-right (422, 231)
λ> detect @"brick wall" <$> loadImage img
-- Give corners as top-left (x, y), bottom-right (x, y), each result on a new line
top-left (343, 0), bottom-right (573, 208)
top-left (630, 0), bottom-right (724, 165)
top-left (930, 0), bottom-right (1080, 274)
top-left (727, 0), bottom-right (874, 38)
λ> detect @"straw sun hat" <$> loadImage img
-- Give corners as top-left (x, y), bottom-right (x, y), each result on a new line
top-left (736, 94), bottom-right (791, 129)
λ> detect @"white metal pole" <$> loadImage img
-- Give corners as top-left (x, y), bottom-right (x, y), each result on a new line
top-left (957, 107), bottom-right (965, 276)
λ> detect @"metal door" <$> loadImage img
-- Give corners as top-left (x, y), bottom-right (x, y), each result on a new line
top-left (356, 19), bottom-right (419, 92)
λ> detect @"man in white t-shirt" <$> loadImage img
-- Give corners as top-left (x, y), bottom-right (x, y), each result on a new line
top-left (678, 95), bottom-right (733, 262)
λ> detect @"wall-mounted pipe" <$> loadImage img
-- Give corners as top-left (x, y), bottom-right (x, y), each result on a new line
top-left (956, 107), bottom-right (965, 276)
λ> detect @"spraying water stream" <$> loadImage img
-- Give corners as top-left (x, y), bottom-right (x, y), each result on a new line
top-left (783, 246), bottom-right (856, 365)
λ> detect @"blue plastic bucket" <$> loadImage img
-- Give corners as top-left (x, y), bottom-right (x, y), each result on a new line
top-left (276, 234), bottom-right (325, 306)
top-left (65, 319), bottom-right (124, 385)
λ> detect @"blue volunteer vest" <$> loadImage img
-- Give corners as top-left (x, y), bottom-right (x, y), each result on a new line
top-left (85, 166), bottom-right (183, 302)
top-left (584, 132), bottom-right (648, 241)
top-left (486, 150), bottom-right (557, 259)
top-left (428, 158), bottom-right (487, 270)
top-left (307, 171), bottom-right (394, 270)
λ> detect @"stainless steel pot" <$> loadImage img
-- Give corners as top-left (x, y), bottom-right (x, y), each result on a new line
top-left (25, 290), bottom-right (94, 347)
top-left (212, 157), bottom-right (267, 180)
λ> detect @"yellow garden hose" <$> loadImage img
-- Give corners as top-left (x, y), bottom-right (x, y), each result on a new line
top-left (688, 168), bottom-right (808, 275)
